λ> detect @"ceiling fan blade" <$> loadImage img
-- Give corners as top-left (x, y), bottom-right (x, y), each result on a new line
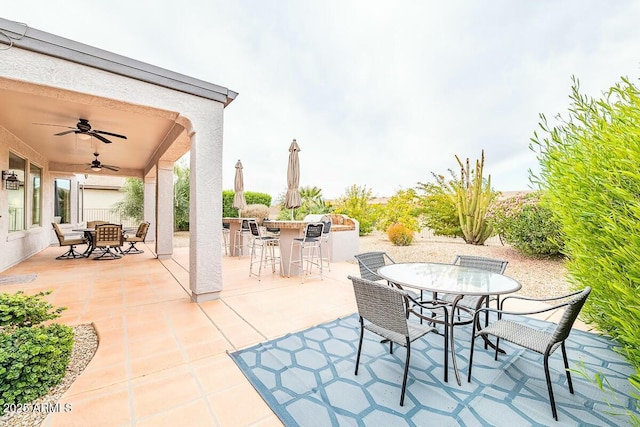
top-left (103, 165), bottom-right (120, 172)
top-left (54, 130), bottom-right (79, 136)
top-left (93, 129), bottom-right (127, 139)
top-left (33, 123), bottom-right (75, 129)
top-left (91, 133), bottom-right (113, 144)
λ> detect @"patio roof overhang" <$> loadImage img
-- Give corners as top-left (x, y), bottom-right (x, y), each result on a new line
top-left (0, 17), bottom-right (238, 178)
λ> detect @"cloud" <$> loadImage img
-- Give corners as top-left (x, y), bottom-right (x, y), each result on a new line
top-left (4, 0), bottom-right (640, 200)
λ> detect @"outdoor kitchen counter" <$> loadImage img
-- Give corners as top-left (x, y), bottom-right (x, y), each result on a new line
top-left (263, 215), bottom-right (359, 274)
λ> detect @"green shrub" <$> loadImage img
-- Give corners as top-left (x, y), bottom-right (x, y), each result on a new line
top-left (332, 185), bottom-right (380, 236)
top-left (387, 223), bottom-right (413, 246)
top-left (0, 291), bottom-right (64, 328)
top-left (531, 75), bottom-right (640, 422)
top-left (375, 189), bottom-right (421, 233)
top-left (222, 191), bottom-right (272, 218)
top-left (487, 192), bottom-right (563, 257)
top-left (417, 173), bottom-right (463, 238)
top-left (0, 324), bottom-right (74, 415)
top-left (0, 291), bottom-right (73, 416)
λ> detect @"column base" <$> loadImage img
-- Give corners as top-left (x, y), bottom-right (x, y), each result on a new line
top-left (191, 291), bottom-right (221, 303)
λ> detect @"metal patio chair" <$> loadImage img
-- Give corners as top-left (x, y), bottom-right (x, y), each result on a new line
top-left (349, 275), bottom-right (449, 406)
top-left (467, 287), bottom-right (591, 421)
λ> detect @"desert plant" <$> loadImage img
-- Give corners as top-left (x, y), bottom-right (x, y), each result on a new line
top-left (452, 151), bottom-right (496, 245)
top-left (531, 75), bottom-right (640, 422)
top-left (276, 186), bottom-right (331, 220)
top-left (332, 185), bottom-right (380, 236)
top-left (386, 223), bottom-right (413, 246)
top-left (487, 192), bottom-right (563, 257)
top-left (416, 172), bottom-right (463, 238)
top-left (375, 189), bottom-right (421, 233)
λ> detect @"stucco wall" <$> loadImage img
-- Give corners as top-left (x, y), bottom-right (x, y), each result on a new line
top-left (0, 126), bottom-right (53, 271)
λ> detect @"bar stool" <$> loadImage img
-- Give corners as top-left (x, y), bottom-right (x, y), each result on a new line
top-left (319, 220), bottom-right (332, 271)
top-left (222, 222), bottom-right (230, 255)
top-left (288, 222), bottom-right (324, 283)
top-left (234, 219), bottom-right (251, 257)
top-left (248, 220), bottom-right (281, 280)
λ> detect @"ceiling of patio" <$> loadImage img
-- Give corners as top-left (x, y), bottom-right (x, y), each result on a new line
top-left (0, 81), bottom-right (182, 177)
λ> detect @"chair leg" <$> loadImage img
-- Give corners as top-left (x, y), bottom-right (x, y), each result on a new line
top-left (355, 318), bottom-right (365, 375)
top-left (561, 342), bottom-right (574, 394)
top-left (123, 242), bottom-right (144, 254)
top-left (94, 246), bottom-right (122, 260)
top-left (494, 337), bottom-right (501, 361)
top-left (544, 353), bottom-right (559, 421)
top-left (56, 244), bottom-right (84, 260)
top-left (468, 331), bottom-right (478, 383)
top-left (443, 323), bottom-right (449, 383)
top-left (400, 338), bottom-right (411, 406)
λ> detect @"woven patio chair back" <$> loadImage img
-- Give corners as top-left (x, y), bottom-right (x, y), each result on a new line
top-left (354, 252), bottom-right (395, 282)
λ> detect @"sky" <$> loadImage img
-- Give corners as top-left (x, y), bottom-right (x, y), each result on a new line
top-left (3, 1), bottom-right (640, 200)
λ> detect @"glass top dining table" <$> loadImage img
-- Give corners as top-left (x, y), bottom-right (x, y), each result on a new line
top-left (378, 262), bottom-right (521, 385)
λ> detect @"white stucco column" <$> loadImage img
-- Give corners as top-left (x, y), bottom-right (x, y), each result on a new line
top-left (143, 175), bottom-right (156, 243)
top-left (155, 160), bottom-right (174, 259)
top-left (189, 110), bottom-right (223, 302)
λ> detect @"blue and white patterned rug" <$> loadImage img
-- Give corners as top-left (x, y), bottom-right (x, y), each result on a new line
top-left (229, 314), bottom-right (636, 426)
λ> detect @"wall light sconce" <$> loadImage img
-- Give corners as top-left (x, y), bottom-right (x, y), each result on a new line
top-left (2, 170), bottom-right (19, 190)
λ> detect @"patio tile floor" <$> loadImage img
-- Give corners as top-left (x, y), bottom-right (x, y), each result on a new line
top-left (0, 244), bottom-right (586, 426)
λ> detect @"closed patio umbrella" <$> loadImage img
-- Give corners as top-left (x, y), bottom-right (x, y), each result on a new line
top-left (284, 139), bottom-right (301, 219)
top-left (233, 160), bottom-right (247, 216)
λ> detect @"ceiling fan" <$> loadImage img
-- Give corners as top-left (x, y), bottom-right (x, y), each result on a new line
top-left (87, 152), bottom-right (119, 172)
top-left (36, 118), bottom-right (127, 144)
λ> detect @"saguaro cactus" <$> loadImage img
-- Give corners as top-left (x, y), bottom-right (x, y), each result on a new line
top-left (453, 150), bottom-right (494, 245)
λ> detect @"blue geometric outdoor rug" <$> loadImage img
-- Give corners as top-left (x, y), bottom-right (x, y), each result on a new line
top-left (229, 314), bottom-right (637, 426)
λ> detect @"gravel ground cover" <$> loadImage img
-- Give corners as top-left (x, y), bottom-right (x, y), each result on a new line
top-left (358, 230), bottom-right (571, 299)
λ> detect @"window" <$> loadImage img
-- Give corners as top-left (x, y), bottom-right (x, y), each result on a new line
top-left (8, 152), bottom-right (25, 232)
top-left (54, 179), bottom-right (71, 224)
top-left (30, 163), bottom-right (42, 227)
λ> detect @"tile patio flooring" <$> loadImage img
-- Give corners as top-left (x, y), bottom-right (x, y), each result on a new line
top-left (1, 243), bottom-right (587, 426)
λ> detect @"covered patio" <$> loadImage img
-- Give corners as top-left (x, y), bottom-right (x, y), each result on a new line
top-left (1, 242), bottom-right (625, 426)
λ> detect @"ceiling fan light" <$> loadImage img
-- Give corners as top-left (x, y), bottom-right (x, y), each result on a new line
top-left (91, 166), bottom-right (102, 172)
top-left (78, 133), bottom-right (91, 140)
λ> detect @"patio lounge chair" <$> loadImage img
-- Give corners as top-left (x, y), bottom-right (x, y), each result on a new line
top-left (52, 223), bottom-right (86, 259)
top-left (467, 287), bottom-right (591, 421)
top-left (349, 275), bottom-right (449, 405)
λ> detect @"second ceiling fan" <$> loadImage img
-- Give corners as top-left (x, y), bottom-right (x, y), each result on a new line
top-left (88, 152), bottom-right (119, 172)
